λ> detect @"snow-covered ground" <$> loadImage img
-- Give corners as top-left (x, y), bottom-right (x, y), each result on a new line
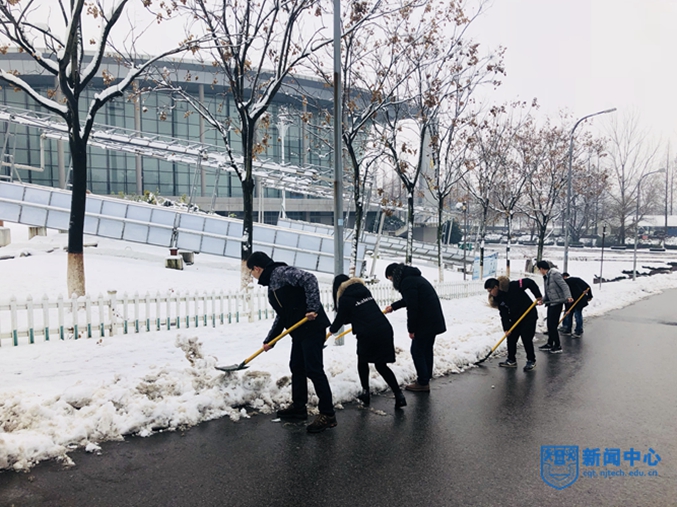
top-left (1, 222), bottom-right (676, 472)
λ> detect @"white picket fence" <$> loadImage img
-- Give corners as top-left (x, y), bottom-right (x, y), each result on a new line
top-left (0, 280), bottom-right (486, 347)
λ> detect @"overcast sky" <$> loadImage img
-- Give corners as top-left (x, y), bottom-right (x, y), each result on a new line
top-left (470, 0), bottom-right (676, 148)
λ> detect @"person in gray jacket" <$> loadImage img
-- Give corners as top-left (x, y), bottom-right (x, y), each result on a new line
top-left (536, 260), bottom-right (573, 354)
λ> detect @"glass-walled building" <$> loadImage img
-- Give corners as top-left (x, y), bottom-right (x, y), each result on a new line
top-left (0, 50), bottom-right (361, 225)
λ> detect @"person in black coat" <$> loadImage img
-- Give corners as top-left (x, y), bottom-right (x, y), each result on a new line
top-left (384, 263), bottom-right (446, 392)
top-left (560, 273), bottom-right (593, 337)
top-left (247, 251), bottom-right (336, 433)
top-left (330, 275), bottom-right (406, 409)
top-left (484, 276), bottom-right (542, 371)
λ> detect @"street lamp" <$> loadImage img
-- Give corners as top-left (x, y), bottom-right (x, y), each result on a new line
top-left (275, 110), bottom-right (292, 219)
top-left (456, 202), bottom-right (468, 281)
top-left (599, 223), bottom-right (606, 290)
top-left (564, 108), bottom-right (617, 273)
top-left (632, 169), bottom-right (666, 280)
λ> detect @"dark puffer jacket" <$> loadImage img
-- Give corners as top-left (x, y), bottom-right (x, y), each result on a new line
top-left (390, 264), bottom-right (446, 336)
top-left (330, 278), bottom-right (395, 363)
top-left (489, 276), bottom-right (542, 331)
top-left (258, 262), bottom-right (330, 342)
top-left (564, 276), bottom-right (593, 310)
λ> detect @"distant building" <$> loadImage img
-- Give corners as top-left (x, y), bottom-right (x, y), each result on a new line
top-left (1, 50), bottom-right (379, 228)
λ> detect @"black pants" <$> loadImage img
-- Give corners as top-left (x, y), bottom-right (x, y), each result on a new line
top-left (357, 360), bottom-right (402, 394)
top-left (546, 303), bottom-right (564, 348)
top-left (411, 332), bottom-right (436, 386)
top-left (507, 319), bottom-right (536, 362)
top-left (289, 332), bottom-right (334, 416)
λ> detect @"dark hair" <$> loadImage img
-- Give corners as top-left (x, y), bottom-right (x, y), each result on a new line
top-left (385, 263), bottom-right (399, 278)
top-left (246, 251), bottom-right (273, 269)
top-left (332, 274), bottom-right (350, 307)
top-left (562, 272), bottom-right (570, 278)
top-left (484, 278), bottom-right (499, 290)
top-left (536, 260), bottom-right (550, 271)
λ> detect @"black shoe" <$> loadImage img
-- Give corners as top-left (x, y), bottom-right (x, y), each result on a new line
top-left (549, 346), bottom-right (563, 354)
top-left (306, 413), bottom-right (337, 433)
top-left (573, 331), bottom-right (583, 338)
top-left (357, 389), bottom-right (370, 407)
top-left (523, 360), bottom-right (536, 371)
top-left (395, 392), bottom-right (407, 409)
top-left (558, 327), bottom-right (572, 335)
top-left (538, 343), bottom-right (552, 351)
top-left (499, 360), bottom-right (517, 368)
top-left (276, 405), bottom-right (308, 420)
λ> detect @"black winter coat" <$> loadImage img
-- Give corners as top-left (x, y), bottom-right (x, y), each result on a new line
top-left (258, 262), bottom-right (330, 342)
top-left (330, 279), bottom-right (395, 363)
top-left (490, 276), bottom-right (542, 331)
top-left (390, 264), bottom-right (446, 336)
top-left (564, 277), bottom-right (593, 310)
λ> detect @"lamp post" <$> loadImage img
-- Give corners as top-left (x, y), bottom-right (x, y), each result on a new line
top-left (455, 202), bottom-right (468, 280)
top-left (564, 108), bottom-right (617, 273)
top-left (632, 169), bottom-right (666, 281)
top-left (599, 223), bottom-right (606, 290)
top-left (275, 110), bottom-right (291, 219)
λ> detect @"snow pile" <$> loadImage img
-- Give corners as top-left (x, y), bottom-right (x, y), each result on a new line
top-left (1, 222), bottom-right (676, 471)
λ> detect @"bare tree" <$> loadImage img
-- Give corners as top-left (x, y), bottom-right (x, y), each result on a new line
top-left (0, 0), bottom-right (197, 296)
top-left (426, 44), bottom-right (504, 280)
top-left (522, 118), bottom-right (570, 261)
top-left (463, 104), bottom-right (514, 277)
top-left (376, 0), bottom-right (494, 265)
top-left (303, 0), bottom-right (417, 275)
top-left (604, 112), bottom-right (659, 244)
top-left (490, 109), bottom-right (538, 277)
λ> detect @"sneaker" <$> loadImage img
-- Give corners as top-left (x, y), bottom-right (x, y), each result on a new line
top-left (498, 360), bottom-right (517, 368)
top-left (276, 405), bottom-right (308, 420)
top-left (573, 331), bottom-right (583, 338)
top-left (306, 413), bottom-right (337, 433)
top-left (558, 327), bottom-right (572, 335)
top-left (549, 346), bottom-right (563, 354)
top-left (357, 390), bottom-right (371, 407)
top-left (538, 343), bottom-right (552, 351)
top-left (405, 382), bottom-right (430, 392)
top-left (523, 360), bottom-right (536, 371)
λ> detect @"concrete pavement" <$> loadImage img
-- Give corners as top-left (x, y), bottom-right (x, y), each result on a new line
top-left (1, 288), bottom-right (675, 507)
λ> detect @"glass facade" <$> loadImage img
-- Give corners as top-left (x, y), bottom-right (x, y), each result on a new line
top-left (1, 56), bottom-right (333, 210)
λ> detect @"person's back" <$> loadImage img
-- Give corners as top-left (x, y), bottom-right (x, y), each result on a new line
top-left (386, 263), bottom-right (446, 392)
top-left (392, 265), bottom-right (446, 336)
top-left (335, 279), bottom-right (392, 338)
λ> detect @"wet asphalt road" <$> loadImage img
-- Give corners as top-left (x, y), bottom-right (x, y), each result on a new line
top-left (1, 288), bottom-right (676, 507)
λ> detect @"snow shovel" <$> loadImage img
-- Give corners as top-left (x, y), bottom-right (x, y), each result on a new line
top-left (215, 317), bottom-right (309, 372)
top-left (558, 288), bottom-right (590, 325)
top-left (475, 300), bottom-right (538, 365)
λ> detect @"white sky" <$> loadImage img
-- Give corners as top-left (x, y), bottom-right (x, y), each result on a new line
top-left (471, 0), bottom-right (677, 147)
top-left (1, 222), bottom-right (677, 471)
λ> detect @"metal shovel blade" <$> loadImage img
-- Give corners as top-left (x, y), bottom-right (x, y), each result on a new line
top-left (215, 362), bottom-right (248, 372)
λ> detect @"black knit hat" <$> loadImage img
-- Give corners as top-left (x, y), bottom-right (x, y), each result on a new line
top-left (385, 263), bottom-right (399, 278)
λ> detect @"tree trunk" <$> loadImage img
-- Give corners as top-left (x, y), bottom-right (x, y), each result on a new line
top-left (406, 191), bottom-right (414, 264)
top-left (66, 136), bottom-right (88, 297)
top-left (505, 213), bottom-right (512, 278)
top-left (536, 223), bottom-right (546, 261)
top-left (437, 203), bottom-right (444, 282)
top-left (241, 175), bottom-right (255, 289)
top-left (240, 121), bottom-right (256, 289)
